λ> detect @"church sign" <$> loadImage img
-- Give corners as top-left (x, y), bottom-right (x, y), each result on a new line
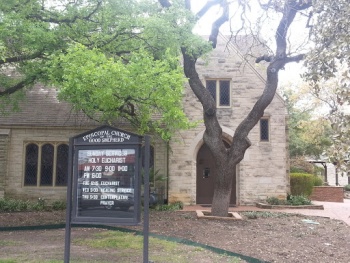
top-left (67, 125), bottom-right (142, 225)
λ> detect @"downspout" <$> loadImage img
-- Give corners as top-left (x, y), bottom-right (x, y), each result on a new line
top-left (166, 141), bottom-right (170, 204)
top-left (0, 129), bottom-right (11, 198)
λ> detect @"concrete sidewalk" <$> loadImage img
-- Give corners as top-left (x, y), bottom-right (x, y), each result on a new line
top-left (183, 199), bottom-right (350, 226)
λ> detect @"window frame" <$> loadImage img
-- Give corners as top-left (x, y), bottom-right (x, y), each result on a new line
top-left (205, 79), bottom-right (232, 108)
top-left (23, 142), bottom-right (69, 187)
top-left (260, 118), bottom-right (270, 142)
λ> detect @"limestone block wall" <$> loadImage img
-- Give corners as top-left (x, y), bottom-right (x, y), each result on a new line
top-left (0, 129), bottom-right (10, 198)
top-left (168, 35), bottom-right (288, 205)
top-left (150, 138), bottom-right (168, 201)
top-left (238, 97), bottom-right (288, 205)
top-left (5, 127), bottom-right (88, 201)
top-left (168, 133), bottom-right (201, 204)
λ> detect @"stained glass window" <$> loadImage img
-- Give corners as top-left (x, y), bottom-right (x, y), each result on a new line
top-left (260, 119), bottom-right (269, 141)
top-left (219, 80), bottom-right (230, 106)
top-left (40, 144), bottom-right (54, 186)
top-left (24, 144), bottom-right (38, 186)
top-left (24, 142), bottom-right (69, 187)
top-left (56, 144), bottom-right (69, 186)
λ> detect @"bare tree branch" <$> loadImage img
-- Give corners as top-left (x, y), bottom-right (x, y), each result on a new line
top-left (185, 0), bottom-right (191, 10)
top-left (232, 1), bottom-right (311, 162)
top-left (285, 54), bottom-right (305, 63)
top-left (209, 1), bottom-right (229, 48)
top-left (274, 0), bottom-right (310, 67)
top-left (196, 0), bottom-right (222, 18)
top-left (158, 0), bottom-right (171, 8)
top-left (255, 54), bottom-right (273, 63)
top-left (306, 11), bottom-right (313, 28)
top-left (256, 53), bottom-right (304, 64)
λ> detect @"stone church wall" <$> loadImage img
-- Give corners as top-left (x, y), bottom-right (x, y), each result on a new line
top-left (168, 36), bottom-right (288, 205)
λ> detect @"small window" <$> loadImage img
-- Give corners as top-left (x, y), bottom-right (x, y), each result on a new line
top-left (24, 142), bottom-right (69, 187)
top-left (206, 79), bottom-right (231, 107)
top-left (260, 118), bottom-right (269, 141)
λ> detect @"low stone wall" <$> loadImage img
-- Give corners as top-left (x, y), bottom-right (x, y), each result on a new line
top-left (310, 186), bottom-right (344, 203)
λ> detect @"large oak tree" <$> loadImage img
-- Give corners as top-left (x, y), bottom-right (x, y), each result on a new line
top-left (0, 0), bottom-right (329, 216)
top-left (0, 0), bottom-right (197, 140)
top-left (161, 0), bottom-right (312, 216)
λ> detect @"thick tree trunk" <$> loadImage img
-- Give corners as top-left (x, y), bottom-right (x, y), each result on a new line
top-left (211, 158), bottom-right (236, 216)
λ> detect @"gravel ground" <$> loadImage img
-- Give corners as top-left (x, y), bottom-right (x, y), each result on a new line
top-left (0, 210), bottom-right (350, 262)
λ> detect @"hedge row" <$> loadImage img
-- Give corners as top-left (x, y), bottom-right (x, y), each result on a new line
top-left (290, 173), bottom-right (323, 197)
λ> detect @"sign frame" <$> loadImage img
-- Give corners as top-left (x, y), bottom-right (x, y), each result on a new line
top-left (68, 125), bottom-right (142, 225)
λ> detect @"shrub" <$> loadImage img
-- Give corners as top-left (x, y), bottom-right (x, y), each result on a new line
top-left (290, 157), bottom-right (314, 174)
top-left (30, 198), bottom-right (47, 211)
top-left (52, 200), bottom-right (66, 210)
top-left (153, 201), bottom-right (183, 211)
top-left (290, 173), bottom-right (314, 197)
top-left (265, 195), bottom-right (312, 206)
top-left (313, 176), bottom-right (324, 186)
top-left (344, 184), bottom-right (350, 191)
top-left (287, 195), bottom-right (311, 206)
top-left (266, 197), bottom-right (284, 205)
top-left (0, 198), bottom-right (67, 212)
top-left (0, 198), bottom-right (31, 212)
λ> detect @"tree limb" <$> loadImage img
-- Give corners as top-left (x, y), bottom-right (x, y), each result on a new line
top-left (27, 0), bottom-right (102, 24)
top-left (196, 0), bottom-right (223, 19)
top-left (255, 54), bottom-right (273, 63)
top-left (285, 54), bottom-right (305, 63)
top-left (209, 0), bottom-right (229, 48)
top-left (0, 51), bottom-right (44, 65)
top-left (185, 0), bottom-right (191, 10)
top-left (231, 1), bottom-right (311, 161)
top-left (274, 1), bottom-right (310, 66)
top-left (0, 76), bottom-right (36, 96)
top-left (256, 53), bottom-right (304, 64)
top-left (158, 0), bottom-right (171, 8)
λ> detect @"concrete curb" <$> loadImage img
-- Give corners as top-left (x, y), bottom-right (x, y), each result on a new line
top-left (256, 202), bottom-right (324, 210)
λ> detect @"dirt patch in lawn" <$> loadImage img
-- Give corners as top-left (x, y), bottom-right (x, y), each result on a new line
top-left (0, 210), bottom-right (350, 262)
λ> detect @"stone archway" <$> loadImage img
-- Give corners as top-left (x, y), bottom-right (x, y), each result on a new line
top-left (196, 142), bottom-right (236, 205)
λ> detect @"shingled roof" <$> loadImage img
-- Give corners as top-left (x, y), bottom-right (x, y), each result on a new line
top-left (0, 84), bottom-right (99, 127)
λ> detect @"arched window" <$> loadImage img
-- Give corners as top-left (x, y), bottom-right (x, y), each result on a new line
top-left (40, 143), bottom-right (54, 186)
top-left (56, 144), bottom-right (69, 186)
top-left (24, 142), bottom-right (69, 187)
top-left (24, 144), bottom-right (39, 186)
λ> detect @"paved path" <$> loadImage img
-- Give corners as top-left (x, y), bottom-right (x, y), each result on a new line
top-left (183, 199), bottom-right (350, 226)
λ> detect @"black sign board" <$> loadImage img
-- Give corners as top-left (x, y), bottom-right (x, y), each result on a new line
top-left (68, 125), bottom-right (142, 225)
